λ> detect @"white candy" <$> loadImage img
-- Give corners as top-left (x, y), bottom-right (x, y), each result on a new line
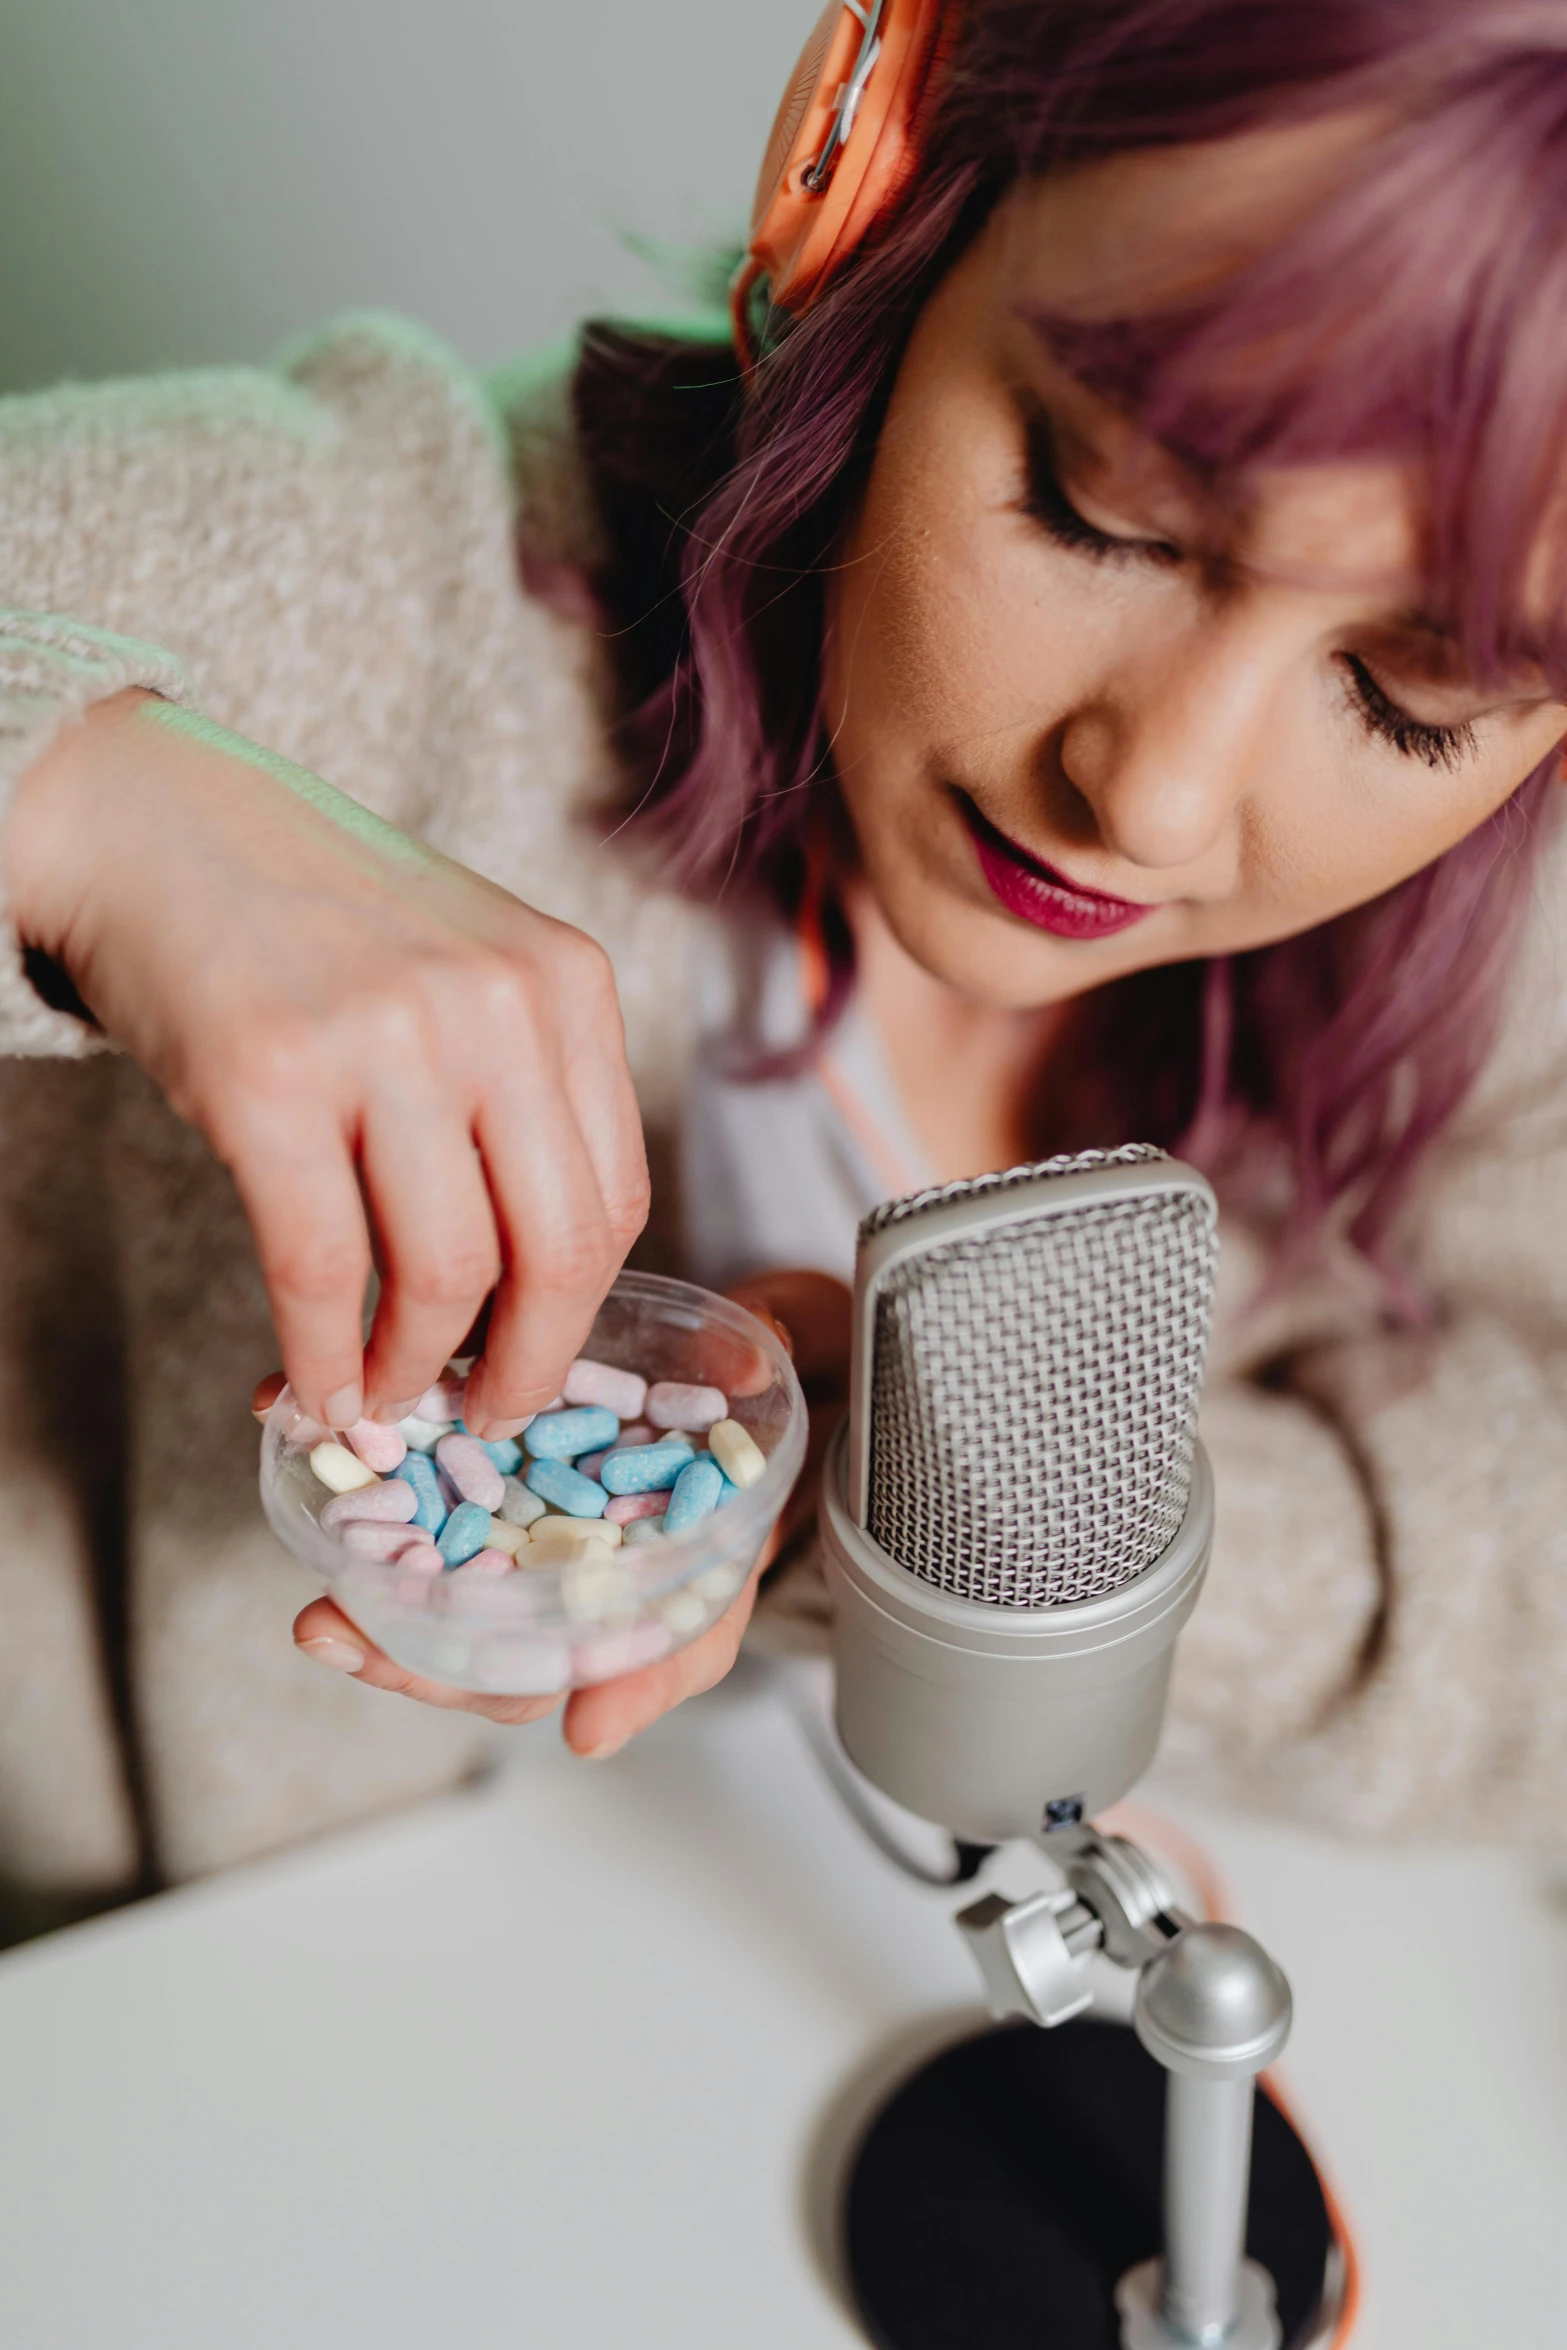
top-left (708, 1418), bottom-right (765, 1489)
top-left (691, 1562), bottom-right (743, 1607)
top-left (624, 1515), bottom-right (668, 1549)
top-left (309, 1441), bottom-right (380, 1495)
top-left (397, 1413), bottom-right (451, 1454)
top-left (560, 1552), bottom-right (637, 1622)
top-left (660, 1588), bottom-right (710, 1635)
top-left (497, 1476), bottom-right (546, 1529)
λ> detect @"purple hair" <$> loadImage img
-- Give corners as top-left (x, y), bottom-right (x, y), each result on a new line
top-left (568, 0), bottom-right (1567, 1296)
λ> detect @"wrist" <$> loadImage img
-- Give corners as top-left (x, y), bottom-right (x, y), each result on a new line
top-left (3, 688), bottom-right (156, 959)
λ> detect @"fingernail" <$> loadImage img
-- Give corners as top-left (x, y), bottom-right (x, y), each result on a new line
top-left (470, 1414), bottom-right (534, 1443)
top-left (323, 1385), bottom-right (363, 1430)
top-left (299, 1636), bottom-right (365, 1674)
top-left (583, 1734), bottom-right (629, 1762)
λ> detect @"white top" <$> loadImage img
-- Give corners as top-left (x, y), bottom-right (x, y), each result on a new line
top-left (680, 927), bottom-right (935, 1289)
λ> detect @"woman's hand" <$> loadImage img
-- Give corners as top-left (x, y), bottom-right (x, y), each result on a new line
top-left (6, 690), bottom-right (649, 1438)
top-left (258, 1267), bottom-right (852, 1757)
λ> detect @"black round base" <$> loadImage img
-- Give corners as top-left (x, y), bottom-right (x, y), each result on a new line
top-left (844, 2019), bottom-right (1332, 2350)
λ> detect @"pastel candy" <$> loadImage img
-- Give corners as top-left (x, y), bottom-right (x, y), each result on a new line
top-left (320, 1481), bottom-right (418, 1530)
top-left (599, 1438), bottom-right (691, 1496)
top-left (398, 1543), bottom-right (445, 1577)
top-left (482, 1517), bottom-right (532, 1558)
top-left (392, 1453), bottom-right (448, 1536)
top-left (624, 1516), bottom-right (668, 1549)
top-left (309, 1441), bottom-right (380, 1495)
top-left (659, 1584), bottom-right (708, 1628)
top-left (435, 1433), bottom-right (505, 1512)
top-left (524, 1458), bottom-right (610, 1517)
top-left (563, 1357), bottom-right (648, 1420)
top-left (528, 1514), bottom-right (624, 1554)
top-left (560, 1552), bottom-right (638, 1622)
top-left (708, 1418), bottom-right (766, 1490)
top-left (477, 1434), bottom-right (524, 1474)
top-left (437, 1501), bottom-right (494, 1567)
top-left (691, 1562), bottom-right (743, 1606)
top-left (604, 1489), bottom-right (669, 1525)
top-left (577, 1449), bottom-right (612, 1483)
top-left (496, 1475), bottom-right (546, 1529)
top-left (397, 1413), bottom-right (450, 1455)
top-left (466, 1548), bottom-right (514, 1576)
top-left (524, 1407), bottom-right (620, 1462)
top-left (416, 1377), bottom-right (466, 1423)
top-left (342, 1418), bottom-right (407, 1473)
top-left (341, 1521), bottom-right (427, 1560)
top-left (646, 1381), bottom-right (727, 1432)
top-left (663, 1455), bottom-right (727, 1533)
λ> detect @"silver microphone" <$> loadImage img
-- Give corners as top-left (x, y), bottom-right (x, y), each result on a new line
top-left (819, 1146), bottom-right (1219, 1841)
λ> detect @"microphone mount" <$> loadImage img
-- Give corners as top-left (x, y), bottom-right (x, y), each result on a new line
top-left (957, 1827), bottom-right (1294, 2350)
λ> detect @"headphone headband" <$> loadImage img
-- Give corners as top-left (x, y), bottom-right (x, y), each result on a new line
top-left (732, 0), bottom-right (954, 363)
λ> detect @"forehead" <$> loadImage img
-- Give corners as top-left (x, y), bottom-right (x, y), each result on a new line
top-left (990, 111), bottom-right (1385, 321)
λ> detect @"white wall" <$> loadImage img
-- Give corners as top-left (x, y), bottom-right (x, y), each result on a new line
top-left (0, 0), bottom-right (805, 394)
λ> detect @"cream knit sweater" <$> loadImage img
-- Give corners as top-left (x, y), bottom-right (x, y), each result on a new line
top-left (0, 313), bottom-right (1560, 1900)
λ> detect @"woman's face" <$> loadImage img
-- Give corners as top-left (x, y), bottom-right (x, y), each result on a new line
top-left (824, 126), bottom-right (1567, 1010)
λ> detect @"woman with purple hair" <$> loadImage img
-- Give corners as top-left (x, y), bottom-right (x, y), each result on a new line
top-left (0, 0), bottom-right (1562, 1898)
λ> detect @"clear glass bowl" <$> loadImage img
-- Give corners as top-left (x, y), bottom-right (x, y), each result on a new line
top-left (260, 1270), bottom-right (807, 1695)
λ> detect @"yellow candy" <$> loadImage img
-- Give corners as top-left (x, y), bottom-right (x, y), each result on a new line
top-left (309, 1441), bottom-right (380, 1495)
top-left (482, 1517), bottom-right (532, 1559)
top-left (708, 1418), bottom-right (765, 1490)
top-left (527, 1515), bottom-right (624, 1554)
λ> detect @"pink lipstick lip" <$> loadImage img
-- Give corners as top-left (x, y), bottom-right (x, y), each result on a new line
top-left (958, 798), bottom-right (1157, 941)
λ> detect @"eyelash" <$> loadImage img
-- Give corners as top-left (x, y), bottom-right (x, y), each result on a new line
top-left (1024, 415), bottom-right (1479, 772)
top-left (1339, 656), bottom-right (1476, 772)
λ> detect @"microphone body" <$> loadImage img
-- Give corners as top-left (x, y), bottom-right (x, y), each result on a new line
top-left (819, 1148), bottom-right (1218, 1839)
top-left (821, 1429), bottom-right (1212, 1840)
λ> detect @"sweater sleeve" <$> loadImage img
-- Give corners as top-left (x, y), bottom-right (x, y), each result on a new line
top-left (1172, 909), bottom-right (1567, 1847)
top-left (0, 615), bottom-right (194, 1056)
top-left (0, 312), bottom-right (522, 1061)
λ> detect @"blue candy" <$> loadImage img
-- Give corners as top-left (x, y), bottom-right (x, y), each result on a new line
top-left (524, 1407), bottom-right (620, 1462)
top-left (663, 1455), bottom-right (729, 1534)
top-left (437, 1500), bottom-right (493, 1566)
top-left (599, 1437), bottom-right (694, 1496)
top-left (392, 1452), bottom-right (449, 1536)
top-left (524, 1457), bottom-right (610, 1518)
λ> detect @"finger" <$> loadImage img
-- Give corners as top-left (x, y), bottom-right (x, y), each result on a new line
top-left (553, 945), bottom-right (651, 1258)
top-left (252, 1369), bottom-right (287, 1421)
top-left (292, 1598), bottom-right (565, 1726)
top-left (559, 1567), bottom-right (761, 1757)
top-left (228, 1115), bottom-right (374, 1427)
top-left (462, 1073), bottom-right (618, 1438)
top-left (726, 1271), bottom-right (852, 1386)
top-left (357, 1090), bottom-right (503, 1422)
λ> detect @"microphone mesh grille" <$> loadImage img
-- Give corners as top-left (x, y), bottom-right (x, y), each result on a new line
top-left (863, 1150), bottom-right (1216, 1608)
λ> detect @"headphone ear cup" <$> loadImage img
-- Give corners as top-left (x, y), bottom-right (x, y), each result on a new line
top-left (738, 0), bottom-right (952, 341)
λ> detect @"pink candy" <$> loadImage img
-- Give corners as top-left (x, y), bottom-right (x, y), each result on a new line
top-left (341, 1521), bottom-right (427, 1560)
top-left (416, 1377), bottom-right (467, 1424)
top-left (342, 1418), bottom-right (407, 1472)
top-left (435, 1432), bottom-right (504, 1512)
top-left (466, 1548), bottom-right (513, 1576)
top-left (398, 1543), bottom-right (444, 1577)
top-left (320, 1481), bottom-right (418, 1530)
top-left (564, 1356), bottom-right (648, 1421)
top-left (646, 1381), bottom-right (727, 1432)
top-left (572, 1621), bottom-right (673, 1684)
top-left (604, 1489), bottom-right (670, 1526)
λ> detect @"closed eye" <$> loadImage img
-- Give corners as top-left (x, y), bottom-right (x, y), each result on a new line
top-left (1340, 654), bottom-right (1478, 771)
top-left (1023, 411), bottom-right (1183, 568)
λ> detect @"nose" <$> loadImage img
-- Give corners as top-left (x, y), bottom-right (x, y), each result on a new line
top-left (1055, 607), bottom-right (1277, 878)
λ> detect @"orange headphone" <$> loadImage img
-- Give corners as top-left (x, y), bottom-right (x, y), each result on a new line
top-left (730, 0), bottom-right (956, 363)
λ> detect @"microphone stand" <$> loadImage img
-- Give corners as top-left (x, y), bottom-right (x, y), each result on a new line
top-left (957, 1825), bottom-right (1293, 2350)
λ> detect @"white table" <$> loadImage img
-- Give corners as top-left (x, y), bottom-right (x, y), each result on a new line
top-left (0, 1654), bottom-right (1561, 2349)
